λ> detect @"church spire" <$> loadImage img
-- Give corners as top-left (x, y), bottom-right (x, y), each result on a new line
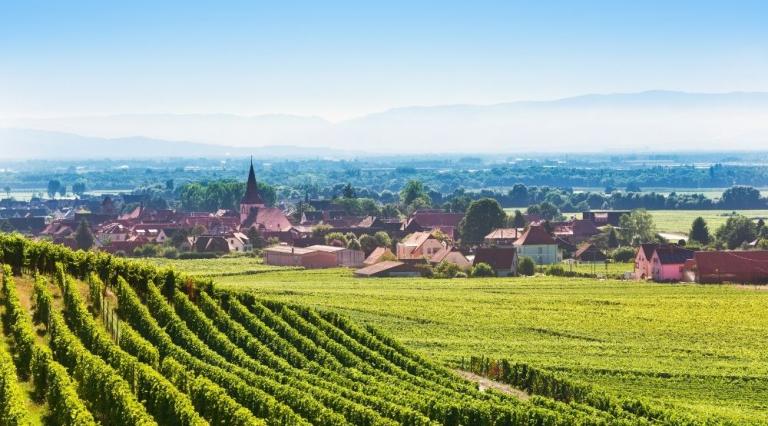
top-left (241, 157), bottom-right (264, 205)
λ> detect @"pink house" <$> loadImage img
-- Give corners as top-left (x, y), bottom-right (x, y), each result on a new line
top-left (649, 245), bottom-right (695, 282)
top-left (634, 243), bottom-right (658, 280)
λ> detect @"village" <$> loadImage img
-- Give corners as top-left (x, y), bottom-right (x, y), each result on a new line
top-left (2, 161), bottom-right (768, 285)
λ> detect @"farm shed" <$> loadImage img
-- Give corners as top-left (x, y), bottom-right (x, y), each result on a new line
top-left (263, 245), bottom-right (338, 268)
top-left (305, 245), bottom-right (365, 267)
top-left (473, 247), bottom-right (518, 276)
top-left (572, 243), bottom-right (607, 262)
top-left (692, 250), bottom-right (768, 283)
top-left (354, 261), bottom-right (421, 278)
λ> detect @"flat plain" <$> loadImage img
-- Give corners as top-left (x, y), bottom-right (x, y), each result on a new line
top-left (150, 262), bottom-right (768, 423)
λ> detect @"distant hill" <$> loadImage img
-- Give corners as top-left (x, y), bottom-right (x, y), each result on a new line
top-left (0, 128), bottom-right (364, 160)
top-left (4, 91), bottom-right (768, 155)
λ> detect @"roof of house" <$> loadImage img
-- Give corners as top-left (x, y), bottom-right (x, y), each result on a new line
top-left (354, 260), bottom-right (406, 277)
top-left (484, 228), bottom-right (522, 240)
top-left (473, 247), bottom-right (517, 269)
top-left (263, 245), bottom-right (315, 255)
top-left (243, 207), bottom-right (292, 232)
top-left (410, 209), bottom-right (464, 224)
top-left (571, 219), bottom-right (600, 236)
top-left (653, 245), bottom-right (695, 265)
top-left (573, 243), bottom-right (604, 259)
top-left (514, 225), bottom-right (556, 246)
top-left (400, 231), bottom-right (437, 247)
top-left (305, 244), bottom-right (348, 253)
top-left (429, 246), bottom-right (467, 264)
top-left (364, 247), bottom-right (394, 265)
top-left (241, 159), bottom-right (265, 205)
top-left (638, 243), bottom-right (659, 260)
top-left (694, 250), bottom-right (768, 277)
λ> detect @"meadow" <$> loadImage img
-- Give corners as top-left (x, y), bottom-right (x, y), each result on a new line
top-left (180, 265), bottom-right (768, 423)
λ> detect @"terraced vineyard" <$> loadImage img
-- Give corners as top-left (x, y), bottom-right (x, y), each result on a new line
top-left (0, 235), bottom-right (724, 424)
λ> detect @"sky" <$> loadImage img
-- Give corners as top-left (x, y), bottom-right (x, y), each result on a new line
top-left (2, 1), bottom-right (768, 122)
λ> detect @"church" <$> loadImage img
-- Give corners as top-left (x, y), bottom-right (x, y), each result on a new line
top-left (239, 159), bottom-right (292, 236)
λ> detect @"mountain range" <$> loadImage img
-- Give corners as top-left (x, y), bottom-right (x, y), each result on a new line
top-left (2, 91), bottom-right (768, 159)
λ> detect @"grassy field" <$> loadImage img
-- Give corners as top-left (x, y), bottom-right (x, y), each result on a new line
top-left (147, 255), bottom-right (299, 276)
top-left (150, 263), bottom-right (768, 423)
top-left (645, 209), bottom-right (768, 234)
top-left (507, 209), bottom-right (768, 234)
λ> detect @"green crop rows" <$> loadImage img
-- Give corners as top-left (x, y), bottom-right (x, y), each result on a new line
top-left (1, 234), bottom-right (729, 424)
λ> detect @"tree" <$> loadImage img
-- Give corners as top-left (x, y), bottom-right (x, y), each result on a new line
top-left (400, 180), bottom-right (430, 209)
top-left (359, 234), bottom-right (378, 254)
top-left (324, 232), bottom-right (348, 246)
top-left (508, 184), bottom-right (528, 206)
top-left (458, 198), bottom-right (507, 245)
top-left (720, 186), bottom-right (763, 209)
top-left (74, 219), bottom-right (94, 251)
top-left (47, 179), bottom-right (61, 199)
top-left (312, 224), bottom-right (332, 238)
top-left (619, 209), bottom-right (656, 245)
top-left (471, 262), bottom-right (495, 277)
top-left (518, 257), bottom-right (535, 276)
top-left (688, 217), bottom-right (711, 245)
top-left (373, 231), bottom-right (392, 249)
top-left (381, 204), bottom-right (400, 219)
top-left (3, 186), bottom-right (10, 198)
top-left (611, 246), bottom-right (636, 262)
top-left (509, 210), bottom-right (527, 228)
top-left (715, 215), bottom-right (757, 249)
top-left (346, 238), bottom-right (361, 250)
top-left (342, 183), bottom-right (356, 199)
top-left (72, 181), bottom-right (87, 197)
top-left (606, 226), bottom-right (619, 248)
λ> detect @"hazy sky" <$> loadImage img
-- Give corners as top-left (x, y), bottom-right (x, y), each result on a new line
top-left (2, 1), bottom-right (768, 121)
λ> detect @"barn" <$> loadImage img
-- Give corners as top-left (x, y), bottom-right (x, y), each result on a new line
top-left (692, 251), bottom-right (768, 283)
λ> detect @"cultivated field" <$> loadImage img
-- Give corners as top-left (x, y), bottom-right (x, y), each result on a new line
top-left (168, 264), bottom-right (768, 424)
top-left (6, 237), bottom-right (713, 425)
top-left (645, 209), bottom-right (768, 234)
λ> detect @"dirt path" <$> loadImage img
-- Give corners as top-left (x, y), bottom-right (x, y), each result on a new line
top-left (455, 370), bottom-right (530, 400)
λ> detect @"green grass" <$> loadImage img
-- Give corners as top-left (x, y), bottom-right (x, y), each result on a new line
top-left (646, 209), bottom-right (768, 234)
top-left (195, 267), bottom-right (768, 423)
top-left (506, 208), bottom-right (768, 234)
top-left (146, 256), bottom-right (301, 276)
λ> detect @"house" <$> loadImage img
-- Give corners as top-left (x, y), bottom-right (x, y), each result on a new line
top-left (363, 247), bottom-right (395, 265)
top-left (473, 247), bottom-right (518, 276)
top-left (582, 210), bottom-right (630, 227)
top-left (428, 247), bottom-right (471, 269)
top-left (396, 231), bottom-right (445, 260)
top-left (402, 210), bottom-right (464, 240)
top-left (193, 235), bottom-right (231, 253)
top-left (689, 251), bottom-right (768, 283)
top-left (304, 245), bottom-right (365, 267)
top-left (514, 225), bottom-right (561, 265)
top-left (484, 228), bottom-right (522, 247)
top-left (572, 243), bottom-right (607, 262)
top-left (354, 261), bottom-right (421, 278)
top-left (263, 245), bottom-right (338, 268)
top-left (96, 222), bottom-right (129, 243)
top-left (553, 219), bottom-right (600, 244)
top-left (650, 245), bottom-right (695, 282)
top-left (634, 243), bottom-right (658, 280)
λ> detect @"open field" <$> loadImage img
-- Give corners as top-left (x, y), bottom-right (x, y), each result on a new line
top-left (508, 209), bottom-right (768, 234)
top-left (646, 209), bottom-right (768, 234)
top-left (186, 266), bottom-right (768, 423)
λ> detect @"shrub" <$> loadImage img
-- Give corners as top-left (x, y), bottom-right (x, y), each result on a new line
top-left (518, 257), bottom-right (535, 276)
top-left (470, 262), bottom-right (495, 277)
top-left (611, 246), bottom-right (636, 263)
top-left (433, 261), bottom-right (462, 278)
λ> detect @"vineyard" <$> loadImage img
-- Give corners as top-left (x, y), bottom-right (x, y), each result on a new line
top-left (0, 234), bottom-right (722, 425)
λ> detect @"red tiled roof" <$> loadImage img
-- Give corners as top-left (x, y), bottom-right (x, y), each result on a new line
top-left (514, 225), bottom-right (555, 246)
top-left (473, 247), bottom-right (517, 269)
top-left (694, 250), bottom-right (768, 282)
top-left (485, 228), bottom-right (522, 240)
top-left (409, 210), bottom-right (464, 228)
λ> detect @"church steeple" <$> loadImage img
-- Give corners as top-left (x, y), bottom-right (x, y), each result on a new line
top-left (241, 156), bottom-right (264, 205)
